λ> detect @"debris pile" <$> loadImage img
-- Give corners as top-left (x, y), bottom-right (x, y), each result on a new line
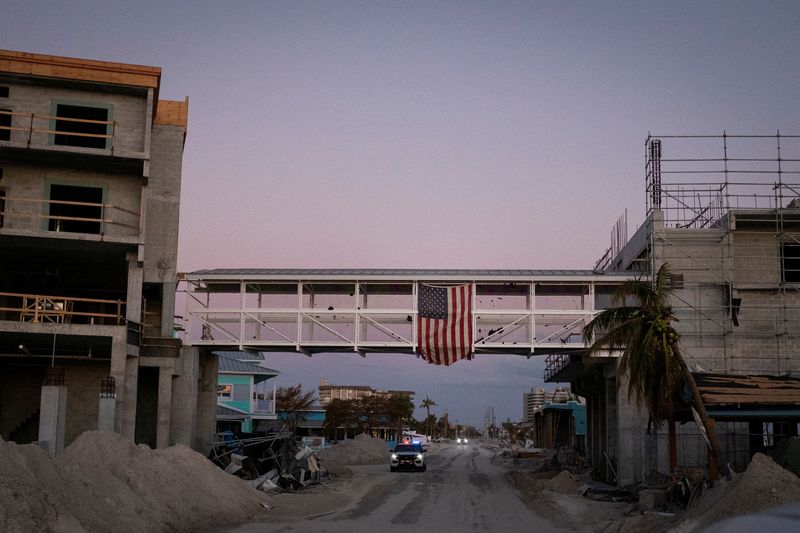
top-left (0, 432), bottom-right (269, 533)
top-left (317, 433), bottom-right (390, 466)
top-left (207, 432), bottom-right (327, 491)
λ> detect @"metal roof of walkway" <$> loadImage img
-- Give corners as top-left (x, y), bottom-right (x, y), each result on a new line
top-left (179, 268), bottom-right (636, 356)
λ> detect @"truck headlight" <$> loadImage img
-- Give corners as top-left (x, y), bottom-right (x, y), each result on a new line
top-left (417, 454), bottom-right (424, 460)
top-left (391, 454), bottom-right (398, 460)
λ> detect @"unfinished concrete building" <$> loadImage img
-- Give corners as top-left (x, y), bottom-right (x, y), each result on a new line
top-left (0, 49), bottom-right (214, 454)
top-left (548, 134), bottom-right (800, 485)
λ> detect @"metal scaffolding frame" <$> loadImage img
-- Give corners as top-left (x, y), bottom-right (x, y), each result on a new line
top-left (178, 270), bottom-right (634, 355)
top-left (642, 133), bottom-right (800, 375)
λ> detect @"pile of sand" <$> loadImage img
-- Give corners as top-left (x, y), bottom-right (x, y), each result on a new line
top-left (545, 470), bottom-right (579, 494)
top-left (0, 431), bottom-right (269, 533)
top-left (673, 452), bottom-right (800, 531)
top-left (317, 433), bottom-right (390, 466)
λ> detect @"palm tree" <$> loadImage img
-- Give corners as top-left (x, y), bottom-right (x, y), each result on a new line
top-left (582, 263), bottom-right (721, 481)
top-left (421, 396), bottom-right (437, 438)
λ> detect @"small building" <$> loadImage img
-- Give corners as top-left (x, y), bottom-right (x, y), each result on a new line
top-left (215, 352), bottom-right (277, 434)
top-left (532, 400), bottom-right (586, 454)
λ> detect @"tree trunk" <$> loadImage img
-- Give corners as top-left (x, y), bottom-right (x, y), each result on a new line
top-left (672, 343), bottom-right (721, 484)
top-left (668, 416), bottom-right (677, 478)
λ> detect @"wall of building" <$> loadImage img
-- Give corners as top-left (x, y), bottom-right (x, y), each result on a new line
top-left (0, 163), bottom-right (142, 238)
top-left (0, 81), bottom-right (148, 153)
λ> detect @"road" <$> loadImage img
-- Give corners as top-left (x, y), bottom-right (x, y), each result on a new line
top-left (226, 443), bottom-right (564, 533)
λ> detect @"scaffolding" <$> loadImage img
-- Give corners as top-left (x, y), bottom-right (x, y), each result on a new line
top-left (637, 133), bottom-right (800, 376)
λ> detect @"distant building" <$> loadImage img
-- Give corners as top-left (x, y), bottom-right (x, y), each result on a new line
top-left (318, 378), bottom-right (414, 406)
top-left (522, 386), bottom-right (573, 422)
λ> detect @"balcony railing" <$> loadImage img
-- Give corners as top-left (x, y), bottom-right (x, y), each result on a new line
top-left (0, 195), bottom-right (140, 237)
top-left (0, 109), bottom-right (119, 152)
top-left (0, 291), bottom-right (126, 325)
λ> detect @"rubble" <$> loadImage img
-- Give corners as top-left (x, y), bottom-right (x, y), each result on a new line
top-left (207, 432), bottom-right (329, 491)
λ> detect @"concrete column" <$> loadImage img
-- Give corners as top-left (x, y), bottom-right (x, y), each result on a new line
top-left (38, 375), bottom-right (67, 457)
top-left (98, 377), bottom-right (117, 433)
top-left (156, 366), bottom-right (173, 448)
top-left (126, 251), bottom-right (144, 323)
top-left (161, 282), bottom-right (176, 337)
top-left (170, 346), bottom-right (199, 446)
top-left (194, 349), bottom-right (218, 451)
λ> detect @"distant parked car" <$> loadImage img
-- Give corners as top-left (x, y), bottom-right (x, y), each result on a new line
top-left (390, 443), bottom-right (427, 472)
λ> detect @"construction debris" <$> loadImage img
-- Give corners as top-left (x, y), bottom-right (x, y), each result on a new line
top-left (207, 432), bottom-right (328, 491)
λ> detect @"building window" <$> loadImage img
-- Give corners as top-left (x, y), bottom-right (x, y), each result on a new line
top-left (0, 188), bottom-right (5, 229)
top-left (53, 103), bottom-right (110, 149)
top-left (0, 108), bottom-right (10, 142)
top-left (218, 384), bottom-right (232, 399)
top-left (48, 184), bottom-right (103, 234)
top-left (0, 87), bottom-right (8, 98)
top-left (782, 243), bottom-right (800, 283)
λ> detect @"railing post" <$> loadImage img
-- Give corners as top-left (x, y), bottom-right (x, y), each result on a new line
top-left (27, 113), bottom-right (34, 147)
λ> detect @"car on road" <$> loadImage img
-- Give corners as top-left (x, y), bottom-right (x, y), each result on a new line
top-left (456, 437), bottom-right (469, 445)
top-left (390, 443), bottom-right (427, 472)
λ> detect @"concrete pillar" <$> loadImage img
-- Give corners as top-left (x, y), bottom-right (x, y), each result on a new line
top-left (38, 368), bottom-right (67, 458)
top-left (161, 282), bottom-right (176, 337)
top-left (194, 349), bottom-right (218, 451)
top-left (98, 377), bottom-right (117, 433)
top-left (156, 366), bottom-right (173, 448)
top-left (170, 346), bottom-right (199, 446)
top-left (126, 251), bottom-right (144, 323)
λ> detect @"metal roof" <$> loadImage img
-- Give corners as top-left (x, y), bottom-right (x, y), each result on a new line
top-left (217, 404), bottom-right (246, 418)
top-left (213, 350), bottom-right (266, 361)
top-left (183, 268), bottom-right (635, 281)
top-left (217, 353), bottom-right (278, 376)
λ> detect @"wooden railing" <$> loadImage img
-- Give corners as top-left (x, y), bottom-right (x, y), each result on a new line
top-left (0, 291), bottom-right (126, 325)
top-left (0, 195), bottom-right (139, 236)
top-left (0, 109), bottom-right (116, 151)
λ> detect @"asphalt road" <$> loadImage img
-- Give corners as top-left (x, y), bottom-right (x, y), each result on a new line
top-left (228, 443), bottom-right (563, 533)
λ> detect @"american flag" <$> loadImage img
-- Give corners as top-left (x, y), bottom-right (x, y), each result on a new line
top-left (417, 284), bottom-right (473, 365)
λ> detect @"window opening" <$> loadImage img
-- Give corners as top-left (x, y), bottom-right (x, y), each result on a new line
top-left (782, 243), bottom-right (800, 283)
top-left (0, 108), bottom-right (10, 141)
top-left (53, 104), bottom-right (109, 149)
top-left (0, 188), bottom-right (5, 228)
top-left (49, 184), bottom-right (103, 234)
top-left (0, 87), bottom-right (8, 98)
top-left (218, 384), bottom-right (232, 399)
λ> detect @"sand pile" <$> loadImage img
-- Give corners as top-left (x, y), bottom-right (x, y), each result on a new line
top-left (317, 433), bottom-right (390, 466)
top-left (0, 431), bottom-right (269, 533)
top-left (673, 452), bottom-right (800, 531)
top-left (545, 470), bottom-right (578, 494)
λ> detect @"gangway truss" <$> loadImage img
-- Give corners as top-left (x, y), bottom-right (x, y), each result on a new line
top-left (179, 269), bottom-right (635, 356)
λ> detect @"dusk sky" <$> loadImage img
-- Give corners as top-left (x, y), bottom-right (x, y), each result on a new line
top-left (5, 1), bottom-right (800, 427)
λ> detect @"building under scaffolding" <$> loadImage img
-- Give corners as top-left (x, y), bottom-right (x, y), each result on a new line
top-left (549, 133), bottom-right (800, 485)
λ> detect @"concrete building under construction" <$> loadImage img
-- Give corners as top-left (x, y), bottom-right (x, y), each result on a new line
top-left (548, 133), bottom-right (800, 485)
top-left (0, 50), bottom-right (215, 454)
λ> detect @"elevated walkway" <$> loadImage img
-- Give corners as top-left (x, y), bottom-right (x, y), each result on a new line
top-left (179, 268), bottom-right (635, 356)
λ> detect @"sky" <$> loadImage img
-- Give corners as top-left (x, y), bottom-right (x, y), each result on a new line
top-left (4, 1), bottom-right (800, 427)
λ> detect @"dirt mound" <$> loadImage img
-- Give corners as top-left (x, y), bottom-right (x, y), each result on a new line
top-left (317, 433), bottom-right (390, 466)
top-left (545, 470), bottom-right (578, 494)
top-left (0, 431), bottom-right (270, 533)
top-left (674, 452), bottom-right (800, 531)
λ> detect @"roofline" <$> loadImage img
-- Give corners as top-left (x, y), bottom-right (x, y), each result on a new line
top-left (180, 269), bottom-right (636, 283)
top-left (0, 49), bottom-right (161, 90)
